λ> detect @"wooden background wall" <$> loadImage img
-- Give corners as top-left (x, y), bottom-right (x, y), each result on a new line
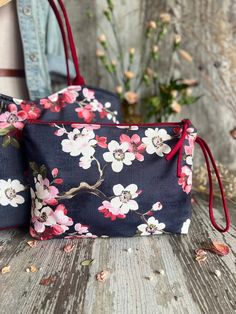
top-left (65, 0), bottom-right (236, 170)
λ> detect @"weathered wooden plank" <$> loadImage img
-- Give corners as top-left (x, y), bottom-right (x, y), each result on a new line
top-left (0, 197), bottom-right (235, 314)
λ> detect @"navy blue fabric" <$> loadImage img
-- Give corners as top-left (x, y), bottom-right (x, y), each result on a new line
top-left (0, 86), bottom-right (122, 229)
top-left (22, 122), bottom-right (197, 239)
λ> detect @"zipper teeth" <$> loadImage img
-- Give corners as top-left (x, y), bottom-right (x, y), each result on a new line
top-left (27, 120), bottom-right (183, 127)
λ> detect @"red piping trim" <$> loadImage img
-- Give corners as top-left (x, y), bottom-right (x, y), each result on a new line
top-left (27, 119), bottom-right (185, 127)
top-left (195, 137), bottom-right (230, 233)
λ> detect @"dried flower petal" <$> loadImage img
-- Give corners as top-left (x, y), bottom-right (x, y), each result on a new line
top-left (27, 240), bottom-right (38, 248)
top-left (39, 276), bottom-right (56, 286)
top-left (96, 270), bottom-right (109, 282)
top-left (127, 248), bottom-right (132, 253)
top-left (81, 259), bottom-right (94, 266)
top-left (209, 241), bottom-right (230, 256)
top-left (63, 243), bottom-right (75, 253)
top-left (1, 266), bottom-right (10, 274)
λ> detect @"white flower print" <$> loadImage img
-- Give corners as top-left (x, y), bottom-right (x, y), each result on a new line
top-left (61, 128), bottom-right (97, 157)
top-left (142, 128), bottom-right (171, 157)
top-left (103, 140), bottom-right (135, 172)
top-left (110, 184), bottom-right (139, 214)
top-left (181, 218), bottom-right (191, 234)
top-left (137, 216), bottom-right (166, 236)
top-left (79, 156), bottom-right (93, 169)
top-left (0, 179), bottom-right (25, 207)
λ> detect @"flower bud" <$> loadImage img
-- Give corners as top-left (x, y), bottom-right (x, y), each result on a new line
top-left (147, 20), bottom-right (157, 29)
top-left (124, 91), bottom-right (138, 105)
top-left (116, 86), bottom-right (123, 94)
top-left (160, 13), bottom-right (171, 23)
top-left (124, 71), bottom-right (135, 80)
top-left (98, 34), bottom-right (107, 43)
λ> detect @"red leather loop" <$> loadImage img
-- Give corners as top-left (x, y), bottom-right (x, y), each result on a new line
top-left (48, 0), bottom-right (85, 86)
top-left (195, 137), bottom-right (230, 233)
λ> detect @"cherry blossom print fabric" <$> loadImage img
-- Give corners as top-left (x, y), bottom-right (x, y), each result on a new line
top-left (23, 121), bottom-right (197, 240)
top-left (0, 86), bottom-right (121, 229)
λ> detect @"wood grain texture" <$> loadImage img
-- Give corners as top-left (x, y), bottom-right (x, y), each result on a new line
top-left (64, 0), bottom-right (236, 170)
top-left (0, 197), bottom-right (235, 314)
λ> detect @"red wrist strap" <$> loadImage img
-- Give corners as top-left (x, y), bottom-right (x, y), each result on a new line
top-left (166, 121), bottom-right (230, 233)
top-left (48, 0), bottom-right (85, 86)
top-left (195, 137), bottom-right (230, 232)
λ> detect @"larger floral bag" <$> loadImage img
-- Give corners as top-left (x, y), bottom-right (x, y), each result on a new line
top-left (0, 0), bottom-right (121, 229)
top-left (23, 119), bottom-right (230, 240)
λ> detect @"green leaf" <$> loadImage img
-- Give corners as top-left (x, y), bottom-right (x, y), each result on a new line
top-left (40, 165), bottom-right (47, 179)
top-left (29, 162), bottom-right (40, 176)
top-left (0, 128), bottom-right (10, 136)
top-left (80, 259), bottom-right (94, 266)
top-left (10, 137), bottom-right (20, 149)
top-left (2, 135), bottom-right (11, 148)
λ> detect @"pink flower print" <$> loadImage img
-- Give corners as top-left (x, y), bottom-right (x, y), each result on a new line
top-left (178, 165), bottom-right (192, 194)
top-left (32, 206), bottom-right (57, 233)
top-left (75, 105), bottom-right (95, 123)
top-left (35, 175), bottom-right (59, 205)
top-left (0, 104), bottom-right (27, 130)
top-left (51, 168), bottom-right (59, 177)
top-left (20, 102), bottom-right (41, 120)
top-left (96, 135), bottom-right (108, 148)
top-left (98, 201), bottom-right (126, 221)
top-left (53, 204), bottom-right (73, 228)
top-left (74, 223), bottom-right (90, 234)
top-left (120, 134), bottom-right (145, 161)
top-left (184, 144), bottom-right (194, 156)
top-left (82, 88), bottom-right (95, 101)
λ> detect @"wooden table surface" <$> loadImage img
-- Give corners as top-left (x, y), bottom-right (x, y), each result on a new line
top-left (0, 195), bottom-right (235, 314)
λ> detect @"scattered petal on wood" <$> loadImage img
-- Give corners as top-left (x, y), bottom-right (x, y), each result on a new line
top-left (214, 270), bottom-right (221, 278)
top-left (157, 269), bottom-right (165, 275)
top-left (63, 243), bottom-right (75, 253)
top-left (39, 276), bottom-right (56, 286)
top-left (80, 259), bottom-right (94, 266)
top-left (209, 241), bottom-right (230, 256)
top-left (145, 275), bottom-right (154, 281)
top-left (127, 248), bottom-right (132, 253)
top-left (26, 265), bottom-right (38, 273)
top-left (1, 266), bottom-right (10, 274)
top-left (96, 270), bottom-right (109, 282)
top-left (27, 240), bottom-right (38, 248)
top-left (195, 248), bottom-right (208, 264)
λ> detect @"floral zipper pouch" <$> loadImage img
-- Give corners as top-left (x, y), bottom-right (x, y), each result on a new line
top-left (0, 86), bottom-right (121, 229)
top-left (22, 118), bottom-right (229, 240)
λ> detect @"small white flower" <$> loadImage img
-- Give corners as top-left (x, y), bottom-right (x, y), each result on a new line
top-left (181, 218), bottom-right (191, 234)
top-left (186, 156), bottom-right (193, 165)
top-left (61, 128), bottom-right (97, 157)
top-left (111, 184), bottom-right (139, 214)
top-left (142, 128), bottom-right (171, 157)
top-left (137, 217), bottom-right (165, 236)
top-left (0, 179), bottom-right (25, 207)
top-left (103, 140), bottom-right (135, 172)
top-left (105, 102), bottom-right (111, 108)
top-left (152, 202), bottom-right (163, 211)
top-left (107, 113), bottom-right (112, 120)
top-left (79, 156), bottom-right (93, 169)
